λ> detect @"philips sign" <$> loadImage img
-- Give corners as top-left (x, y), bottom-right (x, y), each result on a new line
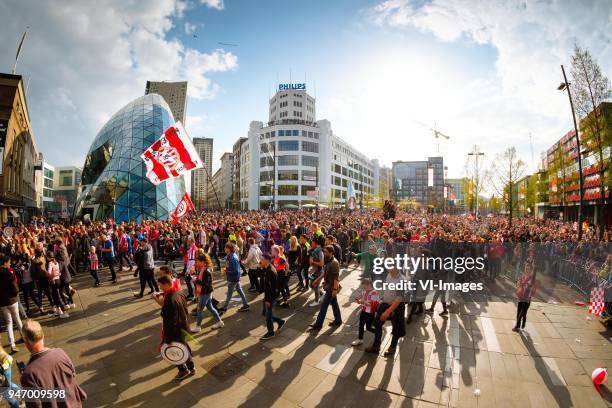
top-left (279, 83), bottom-right (306, 91)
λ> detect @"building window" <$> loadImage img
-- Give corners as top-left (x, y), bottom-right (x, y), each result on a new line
top-left (260, 157), bottom-right (274, 167)
top-left (301, 185), bottom-right (315, 196)
top-left (278, 185), bottom-right (298, 196)
top-left (302, 156), bottom-right (318, 167)
top-left (302, 170), bottom-right (316, 181)
top-left (278, 140), bottom-right (299, 151)
top-left (278, 155), bottom-right (299, 166)
top-left (60, 177), bottom-right (72, 187)
top-left (278, 130), bottom-right (285, 136)
top-left (260, 171), bottom-right (273, 182)
top-left (278, 170), bottom-right (298, 181)
top-left (260, 142), bottom-right (274, 154)
top-left (302, 141), bottom-right (319, 153)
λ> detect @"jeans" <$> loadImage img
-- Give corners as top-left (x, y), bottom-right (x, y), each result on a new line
top-left (1, 366), bottom-right (20, 408)
top-left (50, 279), bottom-right (66, 312)
top-left (104, 257), bottom-right (117, 280)
top-left (1, 303), bottom-right (23, 346)
top-left (139, 268), bottom-right (159, 296)
top-left (89, 268), bottom-right (100, 285)
top-left (21, 281), bottom-right (41, 311)
top-left (36, 278), bottom-right (54, 308)
top-left (222, 281), bottom-right (248, 309)
top-left (196, 293), bottom-right (222, 326)
top-left (263, 301), bottom-right (284, 334)
top-left (516, 301), bottom-right (530, 328)
top-left (358, 311), bottom-right (374, 339)
top-left (314, 291), bottom-right (342, 327)
top-left (278, 274), bottom-right (290, 301)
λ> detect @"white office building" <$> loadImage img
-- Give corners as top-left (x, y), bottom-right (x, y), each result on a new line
top-left (239, 84), bottom-right (377, 210)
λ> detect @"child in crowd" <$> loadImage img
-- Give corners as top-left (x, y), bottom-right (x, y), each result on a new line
top-left (352, 278), bottom-right (379, 346)
top-left (89, 245), bottom-right (100, 287)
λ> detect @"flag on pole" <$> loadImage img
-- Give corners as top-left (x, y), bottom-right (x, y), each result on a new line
top-left (141, 121), bottom-right (202, 185)
top-left (588, 287), bottom-right (605, 316)
top-left (347, 180), bottom-right (356, 210)
top-left (171, 193), bottom-right (195, 223)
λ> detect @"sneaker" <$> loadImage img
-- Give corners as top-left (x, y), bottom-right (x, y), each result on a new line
top-left (439, 310), bottom-right (448, 316)
top-left (512, 327), bottom-right (520, 332)
top-left (173, 370), bottom-right (191, 381)
top-left (260, 332), bottom-right (275, 340)
top-left (383, 347), bottom-right (396, 357)
top-left (308, 301), bottom-right (320, 307)
top-left (189, 368), bottom-right (197, 376)
top-left (277, 320), bottom-right (285, 332)
top-left (10, 345), bottom-right (18, 354)
top-left (59, 312), bottom-right (70, 319)
top-left (307, 324), bottom-right (322, 332)
top-left (212, 321), bottom-right (225, 329)
top-left (238, 305), bottom-right (250, 312)
top-left (351, 339), bottom-right (363, 346)
top-left (190, 325), bottom-right (201, 333)
top-left (328, 321), bottom-right (342, 327)
top-left (53, 308), bottom-right (60, 316)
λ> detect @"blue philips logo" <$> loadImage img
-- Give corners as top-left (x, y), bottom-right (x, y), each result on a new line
top-left (279, 83), bottom-right (306, 91)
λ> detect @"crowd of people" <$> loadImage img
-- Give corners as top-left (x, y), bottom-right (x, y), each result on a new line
top-left (0, 209), bottom-right (610, 404)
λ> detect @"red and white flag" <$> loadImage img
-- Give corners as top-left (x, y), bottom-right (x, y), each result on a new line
top-left (588, 287), bottom-right (605, 316)
top-left (171, 193), bottom-right (195, 223)
top-left (141, 122), bottom-right (202, 185)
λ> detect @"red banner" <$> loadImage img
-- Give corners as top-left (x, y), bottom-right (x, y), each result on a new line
top-left (171, 193), bottom-right (195, 224)
top-left (141, 121), bottom-right (203, 185)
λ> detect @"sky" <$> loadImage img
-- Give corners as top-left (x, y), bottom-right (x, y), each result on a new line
top-left (1, 0), bottom-right (611, 179)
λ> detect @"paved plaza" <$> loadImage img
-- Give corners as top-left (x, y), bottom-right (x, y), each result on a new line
top-left (4, 265), bottom-right (612, 408)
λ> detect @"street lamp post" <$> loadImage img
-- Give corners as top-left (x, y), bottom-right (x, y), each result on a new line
top-left (468, 146), bottom-right (485, 221)
top-left (558, 65), bottom-right (584, 241)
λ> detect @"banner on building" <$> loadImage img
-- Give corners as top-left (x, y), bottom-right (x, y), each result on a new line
top-left (171, 193), bottom-right (195, 223)
top-left (427, 167), bottom-right (434, 187)
top-left (347, 180), bottom-right (356, 210)
top-left (0, 119), bottom-right (8, 176)
top-left (141, 121), bottom-right (203, 185)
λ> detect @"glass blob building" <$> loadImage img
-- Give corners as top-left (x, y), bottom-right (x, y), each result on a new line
top-left (75, 94), bottom-right (186, 223)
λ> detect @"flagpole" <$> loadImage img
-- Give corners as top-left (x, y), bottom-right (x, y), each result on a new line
top-left (13, 29), bottom-right (28, 74)
top-left (202, 165), bottom-right (222, 210)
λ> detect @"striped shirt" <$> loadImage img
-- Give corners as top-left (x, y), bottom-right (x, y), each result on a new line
top-left (89, 252), bottom-right (99, 271)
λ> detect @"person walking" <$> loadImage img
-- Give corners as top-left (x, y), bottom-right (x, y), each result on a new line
top-left (88, 245), bottom-right (100, 287)
top-left (308, 237), bottom-right (324, 307)
top-left (260, 253), bottom-right (285, 340)
top-left (218, 243), bottom-right (250, 314)
top-left (19, 320), bottom-right (87, 407)
top-left (244, 238), bottom-right (262, 293)
top-left (133, 238), bottom-right (159, 298)
top-left (47, 254), bottom-right (69, 319)
top-left (0, 255), bottom-right (23, 354)
top-left (99, 233), bottom-right (117, 283)
top-left (190, 252), bottom-right (224, 332)
top-left (154, 275), bottom-right (196, 381)
top-left (308, 245), bottom-right (342, 331)
top-left (513, 259), bottom-right (538, 332)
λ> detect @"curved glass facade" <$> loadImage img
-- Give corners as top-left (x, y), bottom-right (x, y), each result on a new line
top-left (75, 94), bottom-right (185, 223)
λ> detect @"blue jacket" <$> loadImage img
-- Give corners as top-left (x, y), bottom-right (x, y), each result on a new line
top-left (226, 252), bottom-right (241, 282)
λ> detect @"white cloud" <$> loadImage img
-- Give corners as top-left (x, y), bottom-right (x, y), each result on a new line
top-left (0, 0), bottom-right (236, 166)
top-left (184, 22), bottom-right (198, 35)
top-left (343, 0), bottom-right (612, 177)
top-left (200, 0), bottom-right (224, 10)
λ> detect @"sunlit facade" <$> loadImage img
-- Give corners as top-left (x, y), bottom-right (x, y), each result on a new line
top-left (75, 94), bottom-right (185, 222)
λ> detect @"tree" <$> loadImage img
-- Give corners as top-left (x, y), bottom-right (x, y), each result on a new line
top-left (464, 148), bottom-right (487, 215)
top-left (525, 174), bottom-right (538, 216)
top-left (490, 147), bottom-right (526, 228)
top-left (570, 44), bottom-right (612, 238)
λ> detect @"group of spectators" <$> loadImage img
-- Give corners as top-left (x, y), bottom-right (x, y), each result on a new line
top-left (0, 209), bottom-right (610, 404)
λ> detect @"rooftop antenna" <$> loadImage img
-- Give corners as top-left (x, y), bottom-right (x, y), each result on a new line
top-left (289, 68), bottom-right (292, 85)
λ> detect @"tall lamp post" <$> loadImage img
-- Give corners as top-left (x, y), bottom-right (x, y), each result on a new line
top-left (558, 65), bottom-right (583, 241)
top-left (468, 146), bottom-right (484, 221)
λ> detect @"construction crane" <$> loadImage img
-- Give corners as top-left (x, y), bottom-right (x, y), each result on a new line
top-left (411, 119), bottom-right (450, 153)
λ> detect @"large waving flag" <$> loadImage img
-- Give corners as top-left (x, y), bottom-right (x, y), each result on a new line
top-left (141, 122), bottom-right (203, 185)
top-left (171, 193), bottom-right (195, 224)
top-left (347, 180), bottom-right (356, 210)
